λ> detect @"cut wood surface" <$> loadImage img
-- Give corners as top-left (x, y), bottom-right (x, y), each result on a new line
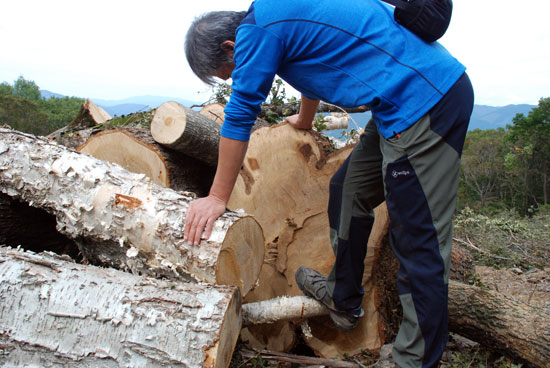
top-left (227, 123), bottom-right (396, 355)
top-left (151, 101), bottom-right (221, 166)
top-left (302, 204), bottom-right (397, 358)
top-left (77, 127), bottom-right (215, 196)
top-left (228, 124), bottom-right (351, 351)
top-left (0, 128), bottom-right (264, 297)
top-left (0, 247), bottom-right (241, 368)
top-left (200, 103), bottom-right (225, 124)
top-left (68, 99), bottom-right (111, 129)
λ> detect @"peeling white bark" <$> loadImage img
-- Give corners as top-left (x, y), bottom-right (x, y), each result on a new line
top-left (242, 296), bottom-right (328, 326)
top-left (0, 128), bottom-right (264, 296)
top-left (323, 113), bottom-right (349, 130)
top-left (0, 247), bottom-right (241, 368)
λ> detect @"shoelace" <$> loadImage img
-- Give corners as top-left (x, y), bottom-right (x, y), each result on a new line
top-left (309, 274), bottom-right (329, 301)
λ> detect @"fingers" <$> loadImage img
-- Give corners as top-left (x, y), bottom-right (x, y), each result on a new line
top-left (185, 206), bottom-right (204, 247)
top-left (183, 204), bottom-right (195, 242)
top-left (183, 197), bottom-right (226, 247)
top-left (202, 216), bottom-right (217, 244)
top-left (192, 216), bottom-right (208, 246)
top-left (184, 201), bottom-right (203, 246)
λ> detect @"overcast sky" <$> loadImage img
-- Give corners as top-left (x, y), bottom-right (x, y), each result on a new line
top-left (1, 0), bottom-right (548, 106)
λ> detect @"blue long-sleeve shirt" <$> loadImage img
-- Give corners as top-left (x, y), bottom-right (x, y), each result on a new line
top-left (221, 0), bottom-right (466, 141)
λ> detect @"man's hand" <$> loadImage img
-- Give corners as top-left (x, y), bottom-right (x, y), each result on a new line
top-left (285, 94), bottom-right (319, 130)
top-left (183, 136), bottom-right (249, 247)
top-left (285, 114), bottom-right (313, 130)
top-left (184, 195), bottom-right (226, 246)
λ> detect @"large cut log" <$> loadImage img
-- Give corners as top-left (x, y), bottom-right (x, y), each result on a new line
top-left (151, 101), bottom-right (221, 166)
top-left (0, 247), bottom-right (241, 368)
top-left (77, 127), bottom-right (215, 196)
top-left (0, 128), bottom-right (264, 297)
top-left (242, 282), bottom-right (550, 367)
top-left (227, 123), bottom-right (398, 355)
top-left (301, 204), bottom-right (400, 359)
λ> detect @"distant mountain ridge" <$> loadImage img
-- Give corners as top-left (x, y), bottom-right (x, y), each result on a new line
top-left (39, 90), bottom-right (536, 130)
top-left (469, 104), bottom-right (535, 130)
top-left (91, 95), bottom-right (200, 117)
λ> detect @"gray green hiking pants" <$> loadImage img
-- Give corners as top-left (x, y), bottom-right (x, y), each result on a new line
top-left (325, 73), bottom-right (474, 368)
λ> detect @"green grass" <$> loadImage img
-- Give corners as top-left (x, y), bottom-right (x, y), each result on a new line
top-left (453, 206), bottom-right (550, 270)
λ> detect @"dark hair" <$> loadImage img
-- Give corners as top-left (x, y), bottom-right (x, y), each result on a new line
top-left (185, 11), bottom-right (246, 85)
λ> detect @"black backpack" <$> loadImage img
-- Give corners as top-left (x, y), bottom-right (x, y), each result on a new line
top-left (382, 0), bottom-right (453, 43)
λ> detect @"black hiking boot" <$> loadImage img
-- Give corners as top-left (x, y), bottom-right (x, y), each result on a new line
top-left (295, 266), bottom-right (364, 331)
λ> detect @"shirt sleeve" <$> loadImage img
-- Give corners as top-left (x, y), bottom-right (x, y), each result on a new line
top-left (221, 24), bottom-right (285, 141)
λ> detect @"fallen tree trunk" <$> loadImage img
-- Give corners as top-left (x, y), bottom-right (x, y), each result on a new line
top-left (0, 247), bottom-right (241, 368)
top-left (0, 128), bottom-right (264, 297)
top-left (150, 101), bottom-right (221, 166)
top-left (78, 127), bottom-right (215, 196)
top-left (242, 281), bottom-right (550, 368)
top-left (448, 281), bottom-right (549, 368)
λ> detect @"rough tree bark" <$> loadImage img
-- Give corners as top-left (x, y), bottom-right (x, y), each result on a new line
top-left (150, 101), bottom-right (221, 166)
top-left (78, 127), bottom-right (215, 196)
top-left (0, 247), bottom-right (241, 368)
top-left (0, 128), bottom-right (264, 297)
top-left (449, 281), bottom-right (549, 368)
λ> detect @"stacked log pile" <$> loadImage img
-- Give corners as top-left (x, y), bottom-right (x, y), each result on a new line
top-left (0, 100), bottom-right (548, 368)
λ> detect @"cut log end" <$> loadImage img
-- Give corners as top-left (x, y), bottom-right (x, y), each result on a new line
top-left (78, 129), bottom-right (169, 187)
top-left (200, 103), bottom-right (225, 125)
top-left (207, 288), bottom-right (243, 368)
top-left (217, 216), bottom-right (265, 297)
top-left (150, 101), bottom-right (188, 145)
